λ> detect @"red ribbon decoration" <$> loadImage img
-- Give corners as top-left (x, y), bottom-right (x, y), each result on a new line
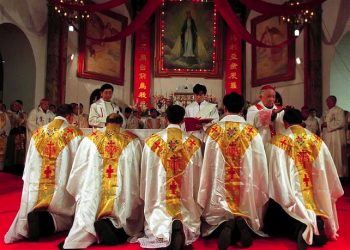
top-left (224, 32), bottom-right (242, 94)
top-left (134, 21), bottom-right (152, 109)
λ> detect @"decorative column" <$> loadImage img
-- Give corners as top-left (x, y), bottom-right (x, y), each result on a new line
top-left (304, 6), bottom-right (322, 114)
top-left (45, 6), bottom-right (67, 105)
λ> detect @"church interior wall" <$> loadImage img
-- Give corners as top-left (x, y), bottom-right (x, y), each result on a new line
top-left (244, 0), bottom-right (305, 109)
top-left (0, 0), bottom-right (48, 110)
top-left (322, 0), bottom-right (350, 112)
top-left (65, 4), bottom-right (132, 112)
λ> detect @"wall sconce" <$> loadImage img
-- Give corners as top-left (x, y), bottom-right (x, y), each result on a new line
top-left (70, 54), bottom-right (75, 61)
top-left (68, 25), bottom-right (74, 32)
top-left (294, 29), bottom-right (300, 37)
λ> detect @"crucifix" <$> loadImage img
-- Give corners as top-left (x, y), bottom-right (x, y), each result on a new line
top-left (303, 173), bottom-right (310, 187)
top-left (45, 141), bottom-right (56, 158)
top-left (106, 165), bottom-right (114, 178)
top-left (44, 165), bottom-right (52, 178)
top-left (169, 154), bottom-right (180, 175)
top-left (105, 141), bottom-right (117, 158)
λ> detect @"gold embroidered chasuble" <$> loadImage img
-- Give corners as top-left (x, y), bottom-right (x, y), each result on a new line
top-left (270, 125), bottom-right (326, 217)
top-left (206, 122), bottom-right (257, 217)
top-left (32, 119), bottom-right (82, 210)
top-left (146, 128), bottom-right (201, 219)
top-left (87, 126), bottom-right (137, 220)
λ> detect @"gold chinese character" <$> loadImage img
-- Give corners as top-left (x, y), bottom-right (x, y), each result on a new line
top-left (139, 54), bottom-right (147, 61)
top-left (139, 64), bottom-right (146, 71)
top-left (138, 92), bottom-right (147, 98)
top-left (229, 82), bottom-right (237, 89)
top-left (139, 73), bottom-right (147, 80)
top-left (230, 62), bottom-right (238, 70)
top-left (228, 72), bottom-right (238, 80)
top-left (139, 82), bottom-right (146, 90)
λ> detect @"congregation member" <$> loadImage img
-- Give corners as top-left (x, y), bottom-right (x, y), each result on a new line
top-left (138, 105), bottom-right (202, 250)
top-left (199, 92), bottom-right (268, 250)
top-left (301, 106), bottom-right (320, 135)
top-left (246, 85), bottom-right (285, 146)
top-left (185, 84), bottom-right (219, 139)
top-left (5, 100), bottom-right (27, 170)
top-left (144, 108), bottom-right (162, 129)
top-left (26, 98), bottom-right (55, 147)
top-left (321, 95), bottom-right (348, 178)
top-left (264, 108), bottom-right (344, 250)
top-left (0, 107), bottom-right (11, 171)
top-left (89, 83), bottom-right (125, 128)
top-left (71, 103), bottom-right (89, 128)
top-left (124, 107), bottom-right (143, 129)
top-left (62, 113), bottom-right (143, 249)
top-left (4, 104), bottom-right (83, 243)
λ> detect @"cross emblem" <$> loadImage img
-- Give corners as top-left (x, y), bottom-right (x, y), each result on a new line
top-left (44, 165), bottom-right (52, 178)
top-left (297, 150), bottom-right (310, 165)
top-left (211, 126), bottom-right (219, 133)
top-left (169, 155), bottom-right (181, 175)
top-left (91, 131), bottom-right (97, 136)
top-left (65, 127), bottom-right (74, 134)
top-left (45, 141), bottom-right (56, 158)
top-left (106, 165), bottom-right (114, 178)
top-left (280, 139), bottom-right (288, 147)
top-left (303, 173), bottom-right (310, 187)
top-left (247, 127), bottom-right (254, 135)
top-left (153, 141), bottom-right (162, 150)
top-left (170, 180), bottom-right (177, 194)
top-left (105, 141), bottom-right (117, 158)
top-left (188, 139), bottom-right (197, 147)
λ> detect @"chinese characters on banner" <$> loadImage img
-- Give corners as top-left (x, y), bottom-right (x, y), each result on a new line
top-left (134, 21), bottom-right (151, 109)
top-left (224, 31), bottom-right (242, 94)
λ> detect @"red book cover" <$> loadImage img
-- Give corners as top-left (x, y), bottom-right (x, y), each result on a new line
top-left (184, 118), bottom-right (213, 131)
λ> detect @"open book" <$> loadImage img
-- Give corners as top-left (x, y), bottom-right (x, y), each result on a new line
top-left (184, 117), bottom-right (213, 131)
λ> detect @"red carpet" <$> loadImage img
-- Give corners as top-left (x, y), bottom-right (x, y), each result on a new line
top-left (0, 172), bottom-right (349, 250)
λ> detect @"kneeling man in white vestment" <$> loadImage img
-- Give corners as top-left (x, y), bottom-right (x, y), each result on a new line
top-left (138, 105), bottom-right (202, 250)
top-left (199, 92), bottom-right (269, 250)
top-left (4, 104), bottom-right (83, 243)
top-left (62, 113), bottom-right (143, 249)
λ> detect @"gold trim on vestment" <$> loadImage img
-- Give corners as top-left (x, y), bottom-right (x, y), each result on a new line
top-left (146, 128), bottom-right (200, 219)
top-left (33, 119), bottom-right (82, 210)
top-left (207, 122), bottom-right (257, 218)
top-left (271, 125), bottom-right (326, 218)
top-left (88, 126), bottom-right (136, 220)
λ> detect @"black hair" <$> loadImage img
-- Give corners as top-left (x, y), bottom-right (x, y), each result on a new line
top-left (125, 107), bottom-right (133, 113)
top-left (166, 105), bottom-right (185, 124)
top-left (106, 113), bottom-right (123, 124)
top-left (193, 84), bottom-right (207, 95)
top-left (56, 104), bottom-right (73, 117)
top-left (283, 107), bottom-right (303, 125)
top-left (100, 83), bottom-right (114, 92)
top-left (223, 92), bottom-right (245, 113)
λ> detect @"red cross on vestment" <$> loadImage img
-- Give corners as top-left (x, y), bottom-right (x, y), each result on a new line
top-left (45, 141), bottom-right (56, 158)
top-left (44, 165), bottom-right (52, 178)
top-left (106, 165), bottom-right (114, 178)
top-left (280, 139), bottom-right (288, 147)
top-left (247, 127), bottom-right (254, 135)
top-left (65, 127), bottom-right (74, 134)
top-left (297, 150), bottom-right (310, 165)
top-left (188, 139), bottom-right (196, 147)
top-left (170, 155), bottom-right (181, 175)
top-left (303, 174), bottom-right (310, 187)
top-left (153, 141), bottom-right (161, 150)
top-left (105, 141), bottom-right (117, 158)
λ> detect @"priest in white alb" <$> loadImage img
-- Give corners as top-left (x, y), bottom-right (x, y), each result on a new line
top-left (184, 84), bottom-right (219, 140)
top-left (246, 85), bottom-right (285, 146)
top-left (4, 104), bottom-right (83, 243)
top-left (138, 105), bottom-right (202, 250)
top-left (62, 113), bottom-right (143, 249)
top-left (321, 95), bottom-right (347, 178)
top-left (199, 92), bottom-right (268, 250)
top-left (264, 108), bottom-right (344, 250)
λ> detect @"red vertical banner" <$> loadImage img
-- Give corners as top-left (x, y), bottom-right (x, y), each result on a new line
top-left (224, 30), bottom-right (242, 94)
top-left (134, 21), bottom-right (151, 110)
